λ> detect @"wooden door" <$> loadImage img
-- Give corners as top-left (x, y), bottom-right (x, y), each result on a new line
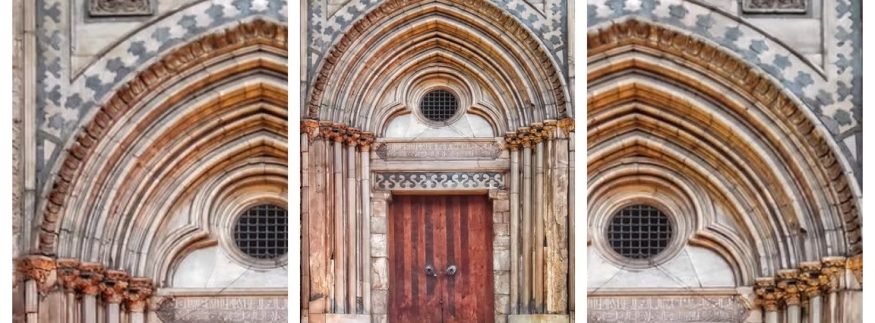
top-left (388, 195), bottom-right (494, 322)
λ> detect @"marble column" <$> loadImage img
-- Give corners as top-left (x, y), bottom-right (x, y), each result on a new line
top-left (800, 261), bottom-right (825, 323)
top-left (100, 270), bottom-right (129, 323)
top-left (15, 256), bottom-right (56, 323)
top-left (520, 132), bottom-right (533, 313)
top-left (346, 133), bottom-right (359, 312)
top-left (778, 269), bottom-right (802, 323)
top-left (56, 259), bottom-right (81, 323)
top-left (359, 134), bottom-right (374, 314)
top-left (533, 128), bottom-right (545, 312)
top-left (76, 263), bottom-right (105, 323)
top-left (125, 278), bottom-right (154, 323)
top-left (754, 277), bottom-right (781, 323)
top-left (331, 125), bottom-right (346, 313)
top-left (505, 133), bottom-right (520, 314)
top-left (822, 257), bottom-right (846, 323)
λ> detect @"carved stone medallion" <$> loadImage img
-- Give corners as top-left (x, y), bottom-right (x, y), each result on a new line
top-left (743, 0), bottom-right (807, 13)
top-left (89, 0), bottom-right (152, 17)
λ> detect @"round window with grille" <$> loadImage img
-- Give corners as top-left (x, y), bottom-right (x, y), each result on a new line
top-left (419, 90), bottom-right (459, 122)
top-left (606, 204), bottom-right (673, 260)
top-left (233, 204), bottom-right (288, 260)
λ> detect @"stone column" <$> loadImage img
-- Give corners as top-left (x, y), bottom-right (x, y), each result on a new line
top-left (778, 269), bottom-right (802, 323)
top-left (520, 131), bottom-right (533, 313)
top-left (330, 123), bottom-right (346, 313)
top-left (308, 121), bottom-right (329, 315)
top-left (345, 130), bottom-right (359, 312)
top-left (560, 118), bottom-right (574, 311)
top-left (125, 278), bottom-right (153, 323)
top-left (100, 270), bottom-right (129, 323)
top-left (301, 121), bottom-right (313, 318)
top-left (821, 257), bottom-right (846, 323)
top-left (76, 263), bottom-right (104, 323)
top-left (544, 120), bottom-right (567, 314)
top-left (56, 259), bottom-right (80, 323)
top-left (505, 133), bottom-right (520, 314)
top-left (370, 191), bottom-right (392, 323)
top-left (800, 261), bottom-right (827, 323)
top-left (754, 277), bottom-right (781, 323)
top-left (532, 124), bottom-right (545, 312)
top-left (359, 134), bottom-right (374, 314)
top-left (16, 256), bottom-right (57, 323)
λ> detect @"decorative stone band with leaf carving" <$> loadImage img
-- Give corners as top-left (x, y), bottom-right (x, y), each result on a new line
top-left (374, 172), bottom-right (505, 191)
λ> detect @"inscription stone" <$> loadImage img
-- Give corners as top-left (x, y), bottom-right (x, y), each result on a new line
top-left (743, 0), bottom-right (807, 13)
top-left (89, 0), bottom-right (152, 17)
top-left (374, 141), bottom-right (502, 160)
top-left (156, 295), bottom-right (287, 323)
top-left (588, 295), bottom-right (749, 323)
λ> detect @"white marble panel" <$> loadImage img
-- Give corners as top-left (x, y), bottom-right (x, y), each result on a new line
top-left (384, 114), bottom-right (494, 138)
top-left (587, 245), bottom-right (735, 289)
top-left (172, 245), bottom-right (288, 288)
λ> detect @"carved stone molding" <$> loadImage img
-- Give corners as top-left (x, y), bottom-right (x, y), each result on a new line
top-left (822, 256), bottom-right (847, 292)
top-left (374, 172), bottom-right (505, 190)
top-left (56, 258), bottom-right (80, 292)
top-left (754, 277), bottom-right (782, 312)
top-left (798, 261), bottom-right (828, 298)
top-left (89, 0), bottom-right (152, 17)
top-left (743, 0), bottom-right (807, 14)
top-left (39, 19), bottom-right (289, 255)
top-left (100, 270), bottom-right (130, 304)
top-left (76, 262), bottom-right (105, 296)
top-left (310, 121), bottom-right (375, 148)
top-left (125, 277), bottom-right (154, 312)
top-left (504, 118), bottom-right (573, 150)
top-left (776, 269), bottom-right (802, 306)
top-left (15, 255), bottom-right (57, 295)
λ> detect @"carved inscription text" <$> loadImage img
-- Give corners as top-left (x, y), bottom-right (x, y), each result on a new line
top-left (588, 295), bottom-right (749, 322)
top-left (743, 0), bottom-right (807, 13)
top-left (156, 296), bottom-right (287, 323)
top-left (374, 141), bottom-right (502, 160)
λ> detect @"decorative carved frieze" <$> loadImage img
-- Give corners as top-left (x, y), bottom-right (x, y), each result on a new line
top-left (743, 0), bottom-right (807, 14)
top-left (504, 118), bottom-right (573, 150)
top-left (375, 172), bottom-right (505, 190)
top-left (798, 261), bottom-right (828, 298)
top-left (100, 270), bottom-right (129, 304)
top-left (156, 295), bottom-right (287, 322)
top-left (15, 255), bottom-right (57, 295)
top-left (89, 0), bottom-right (152, 17)
top-left (374, 140), bottom-right (502, 160)
top-left (754, 277), bottom-right (782, 312)
top-left (306, 120), bottom-right (375, 148)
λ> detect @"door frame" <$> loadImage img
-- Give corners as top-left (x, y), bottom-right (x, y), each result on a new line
top-left (370, 188), bottom-right (510, 322)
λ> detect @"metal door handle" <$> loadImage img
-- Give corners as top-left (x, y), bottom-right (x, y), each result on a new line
top-left (445, 265), bottom-right (457, 276)
top-left (425, 265), bottom-right (438, 277)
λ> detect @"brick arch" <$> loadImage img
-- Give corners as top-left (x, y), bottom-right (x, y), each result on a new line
top-left (37, 19), bottom-right (289, 256)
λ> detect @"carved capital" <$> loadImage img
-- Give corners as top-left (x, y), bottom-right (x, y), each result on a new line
top-left (100, 270), bottom-right (130, 304)
top-left (56, 258), bottom-right (81, 292)
top-left (504, 132), bottom-right (521, 151)
top-left (518, 128), bottom-right (533, 148)
top-left (358, 132), bottom-right (375, 151)
top-left (344, 128), bottom-right (361, 146)
top-left (798, 261), bottom-right (827, 298)
top-left (125, 277), bottom-right (154, 312)
top-left (557, 117), bottom-right (574, 135)
top-left (777, 269), bottom-right (802, 305)
top-left (847, 254), bottom-right (862, 285)
top-left (76, 262), bottom-right (105, 296)
top-left (821, 256), bottom-right (846, 292)
top-left (301, 119), bottom-right (321, 140)
top-left (15, 255), bottom-right (57, 295)
top-left (754, 277), bottom-right (782, 312)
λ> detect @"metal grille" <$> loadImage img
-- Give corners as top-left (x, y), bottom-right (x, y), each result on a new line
top-left (607, 204), bottom-right (672, 260)
top-left (233, 204), bottom-right (288, 259)
top-left (420, 90), bottom-right (459, 122)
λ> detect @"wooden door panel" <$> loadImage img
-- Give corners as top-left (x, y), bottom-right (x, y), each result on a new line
top-left (389, 195), bottom-right (493, 323)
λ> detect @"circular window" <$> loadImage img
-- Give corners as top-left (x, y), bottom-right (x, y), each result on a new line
top-left (233, 204), bottom-right (288, 260)
top-left (419, 90), bottom-right (459, 122)
top-left (606, 204), bottom-right (672, 260)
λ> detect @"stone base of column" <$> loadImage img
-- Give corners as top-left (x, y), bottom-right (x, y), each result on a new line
top-left (508, 314), bottom-right (570, 323)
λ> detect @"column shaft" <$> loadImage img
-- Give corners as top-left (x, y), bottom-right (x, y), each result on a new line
top-left (809, 295), bottom-right (822, 323)
top-left (533, 140), bottom-right (545, 311)
top-left (787, 304), bottom-right (801, 323)
top-left (764, 310), bottom-right (778, 323)
top-left (360, 147), bottom-right (371, 313)
top-left (521, 145), bottom-right (532, 312)
top-left (81, 295), bottom-right (97, 323)
top-left (106, 303), bottom-right (121, 323)
top-left (333, 140), bottom-right (345, 313)
top-left (509, 148), bottom-right (520, 313)
top-left (347, 143), bottom-right (357, 312)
